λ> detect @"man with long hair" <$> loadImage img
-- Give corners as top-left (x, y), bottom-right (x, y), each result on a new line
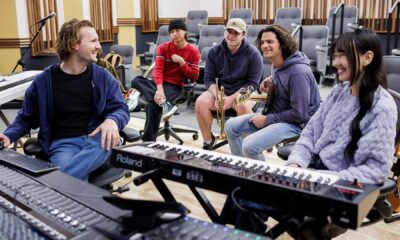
top-left (225, 24), bottom-right (320, 160)
top-left (0, 19), bottom-right (129, 180)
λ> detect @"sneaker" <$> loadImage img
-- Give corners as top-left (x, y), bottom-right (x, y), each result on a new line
top-left (203, 134), bottom-right (216, 150)
top-left (161, 101), bottom-right (177, 120)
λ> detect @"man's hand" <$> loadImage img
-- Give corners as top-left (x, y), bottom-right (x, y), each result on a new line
top-left (260, 76), bottom-right (272, 93)
top-left (224, 94), bottom-right (236, 110)
top-left (154, 86), bottom-right (166, 105)
top-left (0, 134), bottom-right (10, 148)
top-left (287, 163), bottom-right (301, 168)
top-left (171, 54), bottom-right (185, 66)
top-left (249, 115), bottom-right (267, 128)
top-left (88, 119), bottom-right (119, 150)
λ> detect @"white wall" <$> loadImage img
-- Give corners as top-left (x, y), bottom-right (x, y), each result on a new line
top-left (133, 0), bottom-right (141, 18)
top-left (15, 0), bottom-right (28, 38)
top-left (82, 0), bottom-right (90, 21)
top-left (158, 0), bottom-right (223, 18)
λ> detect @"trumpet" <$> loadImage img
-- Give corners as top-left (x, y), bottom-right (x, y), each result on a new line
top-left (215, 80), bottom-right (226, 140)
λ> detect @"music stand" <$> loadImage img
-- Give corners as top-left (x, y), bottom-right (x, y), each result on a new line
top-left (11, 20), bottom-right (48, 73)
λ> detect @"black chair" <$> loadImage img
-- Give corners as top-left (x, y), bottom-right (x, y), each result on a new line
top-left (23, 127), bottom-right (140, 191)
top-left (141, 25), bottom-right (170, 67)
top-left (110, 44), bottom-right (135, 89)
top-left (246, 24), bottom-right (269, 46)
top-left (197, 25), bottom-right (225, 53)
top-left (186, 10), bottom-right (208, 44)
top-left (152, 77), bottom-right (199, 145)
top-left (186, 47), bottom-right (210, 107)
top-left (274, 8), bottom-right (302, 31)
top-left (326, 6), bottom-right (358, 39)
top-left (136, 62), bottom-right (199, 145)
top-left (301, 25), bottom-right (330, 84)
top-left (229, 8), bottom-right (253, 25)
top-left (157, 104), bottom-right (199, 145)
top-left (383, 54), bottom-right (400, 93)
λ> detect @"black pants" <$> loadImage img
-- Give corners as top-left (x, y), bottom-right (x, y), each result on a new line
top-left (131, 76), bottom-right (182, 141)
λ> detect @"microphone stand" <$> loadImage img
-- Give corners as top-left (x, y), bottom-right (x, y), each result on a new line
top-left (11, 20), bottom-right (47, 73)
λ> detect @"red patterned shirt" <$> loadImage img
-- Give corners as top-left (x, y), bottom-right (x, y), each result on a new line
top-left (153, 41), bottom-right (200, 86)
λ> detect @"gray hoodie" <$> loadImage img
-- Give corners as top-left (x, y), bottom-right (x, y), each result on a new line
top-left (266, 51), bottom-right (320, 126)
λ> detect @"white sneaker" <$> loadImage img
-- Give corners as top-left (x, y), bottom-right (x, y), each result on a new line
top-left (161, 101), bottom-right (177, 120)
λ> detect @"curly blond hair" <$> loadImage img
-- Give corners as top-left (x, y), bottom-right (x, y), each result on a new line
top-left (56, 18), bottom-right (94, 61)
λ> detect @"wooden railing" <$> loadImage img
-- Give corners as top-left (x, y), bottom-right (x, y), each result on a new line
top-left (26, 0), bottom-right (113, 56)
top-left (140, 0), bottom-right (159, 32)
top-left (90, 0), bottom-right (113, 42)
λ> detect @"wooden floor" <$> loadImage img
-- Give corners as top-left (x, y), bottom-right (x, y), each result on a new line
top-left (113, 117), bottom-right (400, 240)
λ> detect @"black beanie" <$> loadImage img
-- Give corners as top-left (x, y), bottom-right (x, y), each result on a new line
top-left (168, 18), bottom-right (187, 32)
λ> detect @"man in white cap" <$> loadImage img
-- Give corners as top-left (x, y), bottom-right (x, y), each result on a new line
top-left (195, 18), bottom-right (263, 150)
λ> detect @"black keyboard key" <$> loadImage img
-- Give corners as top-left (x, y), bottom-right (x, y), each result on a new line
top-left (0, 149), bottom-right (58, 174)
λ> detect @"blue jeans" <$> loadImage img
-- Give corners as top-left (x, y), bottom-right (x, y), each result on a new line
top-left (49, 134), bottom-right (110, 180)
top-left (225, 113), bottom-right (302, 161)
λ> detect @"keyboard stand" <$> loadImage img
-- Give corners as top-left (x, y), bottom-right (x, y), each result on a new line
top-left (189, 185), bottom-right (225, 224)
top-left (134, 169), bottom-right (225, 225)
top-left (151, 177), bottom-right (177, 202)
top-left (131, 165), bottom-right (341, 238)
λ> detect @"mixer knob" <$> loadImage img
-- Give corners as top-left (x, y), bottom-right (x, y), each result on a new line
top-left (51, 209), bottom-right (60, 215)
top-left (70, 220), bottom-right (79, 226)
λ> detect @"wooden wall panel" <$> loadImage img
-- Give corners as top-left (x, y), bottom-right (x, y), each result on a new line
top-left (118, 0), bottom-right (400, 33)
top-left (141, 0), bottom-right (158, 32)
top-left (26, 0), bottom-right (58, 56)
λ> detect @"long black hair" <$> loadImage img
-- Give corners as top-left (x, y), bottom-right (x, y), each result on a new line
top-left (334, 28), bottom-right (387, 160)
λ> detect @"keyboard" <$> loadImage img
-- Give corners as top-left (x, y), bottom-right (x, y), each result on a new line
top-left (0, 149), bottom-right (58, 174)
top-left (0, 70), bottom-right (42, 105)
top-left (111, 142), bottom-right (381, 229)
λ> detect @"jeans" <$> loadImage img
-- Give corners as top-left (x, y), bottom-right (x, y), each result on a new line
top-left (49, 133), bottom-right (110, 180)
top-left (225, 113), bottom-right (302, 161)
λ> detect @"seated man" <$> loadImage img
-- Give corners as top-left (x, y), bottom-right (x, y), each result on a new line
top-left (132, 18), bottom-right (200, 142)
top-left (0, 19), bottom-right (130, 180)
top-left (225, 24), bottom-right (321, 160)
top-left (195, 18), bottom-right (263, 150)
